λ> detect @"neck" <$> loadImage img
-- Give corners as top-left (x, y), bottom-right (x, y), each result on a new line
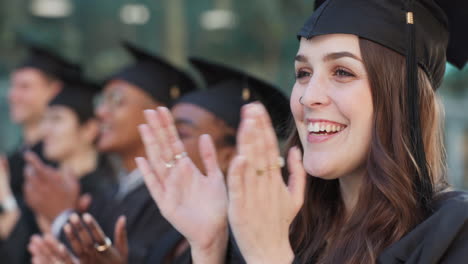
top-left (60, 147), bottom-right (98, 179)
top-left (22, 119), bottom-right (43, 146)
top-left (338, 167), bottom-right (365, 216)
top-left (118, 144), bottom-right (146, 172)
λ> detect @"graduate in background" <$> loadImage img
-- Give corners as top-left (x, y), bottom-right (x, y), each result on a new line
top-left (26, 57), bottom-right (291, 264)
top-left (24, 76), bottom-right (117, 232)
top-left (0, 75), bottom-right (114, 264)
top-left (26, 41), bottom-right (197, 264)
top-left (7, 43), bottom-right (81, 197)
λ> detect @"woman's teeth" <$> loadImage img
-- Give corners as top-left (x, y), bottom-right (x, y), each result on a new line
top-left (307, 122), bottom-right (346, 134)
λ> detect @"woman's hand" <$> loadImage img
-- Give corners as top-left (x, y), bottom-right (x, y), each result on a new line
top-left (227, 103), bottom-right (306, 264)
top-left (28, 234), bottom-right (78, 264)
top-left (64, 213), bottom-right (128, 264)
top-left (0, 156), bottom-right (13, 201)
top-left (136, 107), bottom-right (228, 264)
top-left (0, 156), bottom-right (20, 239)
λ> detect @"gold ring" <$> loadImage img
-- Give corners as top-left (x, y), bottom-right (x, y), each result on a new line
top-left (256, 169), bottom-right (266, 176)
top-left (94, 237), bottom-right (112, 252)
top-left (255, 156), bottom-right (285, 176)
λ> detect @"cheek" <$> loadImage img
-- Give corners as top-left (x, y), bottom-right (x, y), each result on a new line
top-left (182, 138), bottom-right (203, 169)
top-left (290, 84), bottom-right (306, 143)
top-left (290, 84), bottom-right (303, 120)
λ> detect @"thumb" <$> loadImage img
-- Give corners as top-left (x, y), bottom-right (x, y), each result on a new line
top-left (114, 215), bottom-right (128, 260)
top-left (77, 193), bottom-right (92, 213)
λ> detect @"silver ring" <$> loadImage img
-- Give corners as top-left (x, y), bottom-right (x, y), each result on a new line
top-left (174, 152), bottom-right (187, 160)
top-left (165, 161), bottom-right (175, 168)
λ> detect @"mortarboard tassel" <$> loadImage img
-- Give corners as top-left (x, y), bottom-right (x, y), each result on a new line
top-left (405, 0), bottom-right (433, 214)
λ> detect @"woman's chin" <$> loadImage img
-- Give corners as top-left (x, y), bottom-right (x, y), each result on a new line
top-left (304, 165), bottom-right (341, 180)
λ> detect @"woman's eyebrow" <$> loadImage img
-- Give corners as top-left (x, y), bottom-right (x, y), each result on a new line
top-left (295, 54), bottom-right (308, 63)
top-left (323, 51), bottom-right (362, 62)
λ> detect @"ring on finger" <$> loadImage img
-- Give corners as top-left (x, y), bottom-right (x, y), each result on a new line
top-left (174, 152), bottom-right (187, 160)
top-left (94, 237), bottom-right (112, 253)
top-left (165, 152), bottom-right (187, 168)
top-left (255, 156), bottom-right (285, 176)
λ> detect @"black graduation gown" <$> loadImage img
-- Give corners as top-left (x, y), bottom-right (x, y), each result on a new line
top-left (377, 191), bottom-right (468, 264)
top-left (0, 155), bottom-right (115, 264)
top-left (0, 200), bottom-right (39, 264)
top-left (144, 228), bottom-right (191, 264)
top-left (88, 182), bottom-right (173, 264)
top-left (227, 191), bottom-right (468, 264)
top-left (7, 141), bottom-right (56, 198)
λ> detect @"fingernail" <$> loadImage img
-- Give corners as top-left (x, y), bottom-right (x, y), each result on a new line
top-left (70, 213), bottom-right (80, 223)
top-left (83, 213), bottom-right (92, 222)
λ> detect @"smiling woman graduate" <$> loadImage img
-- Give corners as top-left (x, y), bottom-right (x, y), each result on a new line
top-left (134, 0), bottom-right (468, 263)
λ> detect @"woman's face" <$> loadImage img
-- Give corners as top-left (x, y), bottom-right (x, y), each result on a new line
top-left (42, 106), bottom-right (97, 162)
top-left (291, 34), bottom-right (373, 180)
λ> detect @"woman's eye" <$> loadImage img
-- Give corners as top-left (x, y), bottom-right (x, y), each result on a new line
top-left (295, 70), bottom-right (311, 79)
top-left (334, 68), bottom-right (355, 77)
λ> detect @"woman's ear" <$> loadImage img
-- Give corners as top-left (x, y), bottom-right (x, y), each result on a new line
top-left (80, 118), bottom-right (100, 145)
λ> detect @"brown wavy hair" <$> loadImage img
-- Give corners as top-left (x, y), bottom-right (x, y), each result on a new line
top-left (286, 38), bottom-right (448, 263)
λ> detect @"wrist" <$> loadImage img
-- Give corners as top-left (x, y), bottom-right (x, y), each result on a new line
top-left (244, 245), bottom-right (295, 264)
top-left (190, 226), bottom-right (229, 264)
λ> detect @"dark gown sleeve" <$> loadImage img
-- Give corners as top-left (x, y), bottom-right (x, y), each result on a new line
top-left (88, 184), bottom-right (173, 264)
top-left (8, 142), bottom-right (56, 198)
top-left (377, 191), bottom-right (468, 264)
top-left (144, 229), bottom-right (186, 264)
top-left (0, 200), bottom-right (39, 264)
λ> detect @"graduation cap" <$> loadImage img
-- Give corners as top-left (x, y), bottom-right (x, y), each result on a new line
top-left (18, 43), bottom-right (82, 82)
top-left (48, 76), bottom-right (100, 123)
top-left (107, 42), bottom-right (196, 105)
top-left (177, 57), bottom-right (290, 138)
top-left (300, 0), bottom-right (468, 212)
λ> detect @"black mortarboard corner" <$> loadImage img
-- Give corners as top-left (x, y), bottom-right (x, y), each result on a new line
top-left (300, 0), bottom-right (468, 213)
top-left (108, 42), bottom-right (196, 106)
top-left (178, 58), bottom-right (290, 138)
top-left (18, 43), bottom-right (82, 82)
top-left (48, 75), bottom-right (101, 124)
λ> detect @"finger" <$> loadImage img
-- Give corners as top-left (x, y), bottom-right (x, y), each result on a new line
top-left (64, 223), bottom-right (85, 257)
top-left (138, 124), bottom-right (167, 180)
top-left (114, 215), bottom-right (128, 259)
top-left (28, 235), bottom-right (44, 256)
top-left (198, 134), bottom-right (222, 178)
top-left (165, 157), bottom-right (197, 201)
top-left (69, 213), bottom-right (94, 250)
top-left (255, 104), bottom-right (281, 172)
top-left (248, 105), bottom-right (269, 178)
top-left (144, 109), bottom-right (174, 165)
top-left (287, 147), bottom-right (307, 209)
top-left (227, 155), bottom-right (247, 201)
top-left (43, 234), bottom-right (75, 264)
top-left (136, 157), bottom-right (164, 201)
top-left (23, 151), bottom-right (50, 181)
top-left (30, 235), bottom-right (53, 259)
top-left (82, 213), bottom-right (108, 245)
top-left (236, 118), bottom-right (259, 191)
top-left (158, 106), bottom-right (185, 156)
